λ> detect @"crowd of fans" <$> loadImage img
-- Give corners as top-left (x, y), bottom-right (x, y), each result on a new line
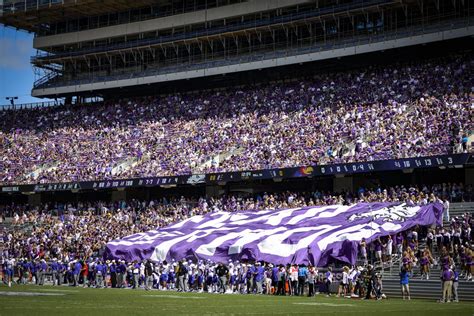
top-left (1, 54), bottom-right (472, 184)
top-left (0, 184), bottom-right (472, 302)
top-left (0, 183), bottom-right (470, 264)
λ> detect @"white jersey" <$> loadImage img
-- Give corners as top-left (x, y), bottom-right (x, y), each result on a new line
top-left (6, 259), bottom-right (15, 270)
top-left (208, 266), bottom-right (215, 278)
top-left (386, 239), bottom-right (393, 255)
top-left (349, 269), bottom-right (357, 282)
top-left (342, 271), bottom-right (349, 284)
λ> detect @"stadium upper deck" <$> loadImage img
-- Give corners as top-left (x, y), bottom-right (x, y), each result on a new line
top-left (0, 0), bottom-right (472, 99)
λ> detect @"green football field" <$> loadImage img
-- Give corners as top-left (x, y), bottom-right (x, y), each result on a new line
top-left (0, 285), bottom-right (472, 316)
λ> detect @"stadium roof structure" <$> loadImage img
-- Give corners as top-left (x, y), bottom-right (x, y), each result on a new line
top-left (0, 0), bottom-right (157, 32)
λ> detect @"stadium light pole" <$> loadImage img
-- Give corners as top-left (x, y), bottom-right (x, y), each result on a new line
top-left (5, 96), bottom-right (18, 108)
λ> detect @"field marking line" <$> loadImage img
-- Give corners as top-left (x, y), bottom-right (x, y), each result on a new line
top-left (293, 302), bottom-right (356, 307)
top-left (29, 289), bottom-right (79, 293)
top-left (142, 294), bottom-right (206, 299)
top-left (0, 291), bottom-right (65, 296)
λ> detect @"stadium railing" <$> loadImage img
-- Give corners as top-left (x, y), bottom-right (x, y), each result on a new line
top-left (0, 100), bottom-right (64, 111)
top-left (34, 15), bottom-right (473, 90)
top-left (31, 0), bottom-right (391, 61)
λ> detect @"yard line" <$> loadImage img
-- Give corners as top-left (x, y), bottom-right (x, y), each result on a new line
top-left (0, 291), bottom-right (65, 296)
top-left (293, 302), bottom-right (356, 307)
top-left (142, 294), bottom-right (206, 299)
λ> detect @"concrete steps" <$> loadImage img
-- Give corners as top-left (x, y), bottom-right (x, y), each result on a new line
top-left (382, 278), bottom-right (474, 301)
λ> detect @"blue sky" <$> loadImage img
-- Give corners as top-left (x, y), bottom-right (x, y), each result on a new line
top-left (0, 25), bottom-right (53, 105)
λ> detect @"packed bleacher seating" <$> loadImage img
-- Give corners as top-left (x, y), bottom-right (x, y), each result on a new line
top-left (0, 185), bottom-right (472, 299)
top-left (0, 183), bottom-right (471, 262)
top-left (0, 54), bottom-right (472, 185)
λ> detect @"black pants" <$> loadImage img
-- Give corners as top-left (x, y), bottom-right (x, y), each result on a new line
top-left (291, 280), bottom-right (298, 295)
top-left (326, 281), bottom-right (331, 295)
top-left (365, 282), bottom-right (373, 299)
top-left (308, 282), bottom-right (314, 297)
top-left (276, 280), bottom-right (285, 295)
top-left (111, 272), bottom-right (117, 288)
top-left (298, 277), bottom-right (306, 296)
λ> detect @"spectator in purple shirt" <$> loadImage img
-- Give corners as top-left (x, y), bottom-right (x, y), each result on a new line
top-left (441, 267), bottom-right (454, 303)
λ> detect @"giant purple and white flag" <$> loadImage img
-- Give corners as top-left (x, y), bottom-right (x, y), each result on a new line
top-left (105, 202), bottom-right (443, 266)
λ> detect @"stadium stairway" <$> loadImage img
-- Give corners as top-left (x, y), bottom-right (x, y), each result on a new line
top-left (382, 278), bottom-right (474, 301)
top-left (447, 202), bottom-right (474, 219)
top-left (111, 157), bottom-right (140, 176)
top-left (24, 162), bottom-right (59, 181)
top-left (381, 202), bottom-right (474, 300)
top-left (196, 147), bottom-right (244, 172)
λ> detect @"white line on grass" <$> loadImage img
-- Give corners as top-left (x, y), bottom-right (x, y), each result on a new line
top-left (0, 291), bottom-right (65, 296)
top-left (142, 294), bottom-right (206, 299)
top-left (30, 289), bottom-right (79, 293)
top-left (293, 302), bottom-right (356, 307)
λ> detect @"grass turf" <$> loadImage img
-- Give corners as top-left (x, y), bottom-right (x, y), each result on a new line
top-left (0, 285), bottom-right (473, 316)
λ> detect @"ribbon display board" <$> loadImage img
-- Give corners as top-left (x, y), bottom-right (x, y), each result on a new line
top-left (0, 154), bottom-right (470, 193)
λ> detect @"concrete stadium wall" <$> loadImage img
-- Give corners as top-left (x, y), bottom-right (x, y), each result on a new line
top-left (33, 0), bottom-right (310, 49)
top-left (32, 25), bottom-right (473, 98)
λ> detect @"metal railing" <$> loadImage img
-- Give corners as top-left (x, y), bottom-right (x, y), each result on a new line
top-left (33, 16), bottom-right (473, 90)
top-left (0, 100), bottom-right (64, 111)
top-left (31, 0), bottom-right (392, 61)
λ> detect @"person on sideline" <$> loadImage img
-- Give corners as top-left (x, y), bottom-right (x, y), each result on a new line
top-left (325, 267), bottom-right (333, 297)
top-left (441, 266), bottom-right (454, 303)
top-left (400, 264), bottom-right (411, 300)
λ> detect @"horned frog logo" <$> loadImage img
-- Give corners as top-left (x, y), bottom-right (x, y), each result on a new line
top-left (347, 204), bottom-right (417, 223)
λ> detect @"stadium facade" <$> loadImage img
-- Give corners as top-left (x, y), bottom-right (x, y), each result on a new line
top-left (0, 0), bottom-right (471, 100)
top-left (0, 0), bottom-right (472, 204)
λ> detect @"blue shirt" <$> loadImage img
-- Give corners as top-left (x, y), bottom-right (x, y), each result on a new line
top-left (400, 270), bottom-right (410, 285)
top-left (51, 262), bottom-right (59, 271)
top-left (102, 264), bottom-right (108, 275)
top-left (95, 264), bottom-right (103, 275)
top-left (272, 267), bottom-right (279, 282)
top-left (298, 267), bottom-right (308, 277)
top-left (74, 262), bottom-right (82, 275)
top-left (40, 262), bottom-right (48, 272)
top-left (255, 267), bottom-right (265, 282)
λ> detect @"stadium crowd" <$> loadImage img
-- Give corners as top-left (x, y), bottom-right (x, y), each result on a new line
top-left (0, 54), bottom-right (472, 184)
top-left (0, 184), bottom-right (472, 302)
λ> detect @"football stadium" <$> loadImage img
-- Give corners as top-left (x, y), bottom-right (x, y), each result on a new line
top-left (0, 0), bottom-right (473, 315)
